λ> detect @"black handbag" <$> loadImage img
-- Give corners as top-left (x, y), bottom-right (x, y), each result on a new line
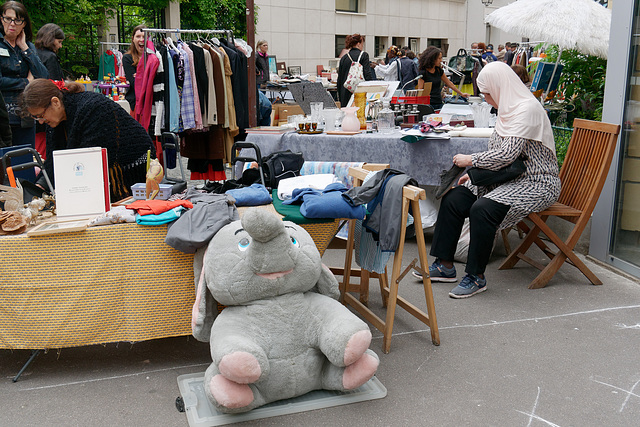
top-left (467, 155), bottom-right (527, 187)
top-left (261, 150), bottom-right (305, 189)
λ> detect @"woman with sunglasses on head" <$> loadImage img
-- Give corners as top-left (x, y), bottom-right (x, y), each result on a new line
top-left (0, 1), bottom-right (47, 148)
top-left (20, 79), bottom-right (156, 201)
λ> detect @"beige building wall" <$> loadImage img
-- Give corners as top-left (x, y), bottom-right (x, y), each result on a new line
top-left (255, 0), bottom-right (471, 75)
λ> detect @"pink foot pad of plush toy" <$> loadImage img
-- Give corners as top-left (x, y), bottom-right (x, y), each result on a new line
top-left (219, 351), bottom-right (262, 384)
top-left (342, 352), bottom-right (379, 390)
top-left (209, 374), bottom-right (254, 409)
top-left (344, 330), bottom-right (372, 366)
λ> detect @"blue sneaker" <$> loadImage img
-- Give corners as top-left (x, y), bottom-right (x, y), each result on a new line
top-left (412, 259), bottom-right (457, 282)
top-left (449, 274), bottom-right (487, 298)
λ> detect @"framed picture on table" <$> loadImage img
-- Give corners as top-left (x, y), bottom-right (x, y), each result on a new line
top-left (27, 218), bottom-right (89, 237)
top-left (268, 56), bottom-right (277, 74)
top-left (288, 66), bottom-right (302, 76)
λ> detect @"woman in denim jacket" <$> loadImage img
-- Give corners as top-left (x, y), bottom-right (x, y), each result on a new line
top-left (0, 1), bottom-right (47, 148)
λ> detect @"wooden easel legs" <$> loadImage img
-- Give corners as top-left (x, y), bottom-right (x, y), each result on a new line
top-left (338, 196), bottom-right (440, 353)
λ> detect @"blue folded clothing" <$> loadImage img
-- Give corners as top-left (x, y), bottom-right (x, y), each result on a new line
top-left (136, 206), bottom-right (186, 225)
top-left (283, 182), bottom-right (365, 219)
top-left (225, 183), bottom-right (272, 206)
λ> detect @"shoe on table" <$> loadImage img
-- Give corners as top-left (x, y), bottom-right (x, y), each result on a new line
top-left (412, 259), bottom-right (457, 282)
top-left (449, 274), bottom-right (487, 299)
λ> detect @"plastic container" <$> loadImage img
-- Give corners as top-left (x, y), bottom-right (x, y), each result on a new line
top-left (131, 183), bottom-right (173, 200)
top-left (391, 95), bottom-right (430, 104)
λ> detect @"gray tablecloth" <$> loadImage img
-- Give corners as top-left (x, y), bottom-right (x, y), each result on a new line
top-left (240, 131), bottom-right (489, 186)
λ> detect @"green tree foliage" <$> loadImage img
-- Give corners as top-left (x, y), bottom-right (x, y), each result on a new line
top-left (179, 0), bottom-right (248, 37)
top-left (532, 45), bottom-right (607, 167)
top-left (25, 0), bottom-right (248, 78)
top-left (28, 0), bottom-right (119, 77)
top-left (543, 45), bottom-right (607, 122)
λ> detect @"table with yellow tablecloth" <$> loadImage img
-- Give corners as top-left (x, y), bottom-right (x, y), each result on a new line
top-left (0, 206), bottom-right (341, 351)
top-left (0, 222), bottom-right (195, 350)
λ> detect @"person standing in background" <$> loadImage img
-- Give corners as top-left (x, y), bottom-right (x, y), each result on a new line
top-left (374, 45), bottom-right (401, 81)
top-left (122, 24), bottom-right (146, 113)
top-left (417, 46), bottom-right (468, 111)
top-left (398, 48), bottom-right (419, 91)
top-left (405, 49), bottom-right (419, 67)
top-left (255, 39), bottom-right (269, 89)
top-left (336, 33), bottom-right (375, 107)
top-left (482, 44), bottom-right (498, 63)
top-left (504, 42), bottom-right (515, 65)
top-left (35, 23), bottom-right (64, 80)
top-left (34, 23), bottom-right (64, 158)
top-left (255, 40), bottom-right (272, 125)
top-left (0, 1), bottom-right (47, 148)
top-left (511, 64), bottom-right (532, 88)
top-left (495, 44), bottom-right (505, 62)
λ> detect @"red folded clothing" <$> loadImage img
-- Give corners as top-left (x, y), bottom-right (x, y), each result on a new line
top-left (126, 199), bottom-right (194, 216)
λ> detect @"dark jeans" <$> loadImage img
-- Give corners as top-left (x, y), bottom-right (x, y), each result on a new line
top-left (431, 186), bottom-right (510, 275)
top-left (258, 89), bottom-right (272, 126)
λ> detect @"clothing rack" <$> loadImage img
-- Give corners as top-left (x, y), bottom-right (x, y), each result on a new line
top-left (99, 41), bottom-right (130, 55)
top-left (141, 28), bottom-right (234, 69)
top-left (138, 27), bottom-right (234, 184)
top-left (513, 41), bottom-right (545, 47)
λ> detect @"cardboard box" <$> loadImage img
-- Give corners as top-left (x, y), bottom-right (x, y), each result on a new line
top-left (272, 103), bottom-right (304, 125)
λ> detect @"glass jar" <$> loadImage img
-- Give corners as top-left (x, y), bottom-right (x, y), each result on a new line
top-left (377, 100), bottom-right (395, 134)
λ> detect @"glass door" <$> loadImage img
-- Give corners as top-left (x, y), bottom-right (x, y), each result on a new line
top-left (611, 4), bottom-right (640, 265)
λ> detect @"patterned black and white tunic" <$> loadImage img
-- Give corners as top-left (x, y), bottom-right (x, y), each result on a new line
top-left (464, 130), bottom-right (561, 230)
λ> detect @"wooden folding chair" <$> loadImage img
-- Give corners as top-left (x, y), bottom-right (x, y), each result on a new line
top-left (499, 118), bottom-right (621, 289)
top-left (334, 167), bottom-right (439, 353)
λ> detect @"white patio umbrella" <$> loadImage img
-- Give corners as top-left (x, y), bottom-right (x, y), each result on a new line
top-left (485, 0), bottom-right (611, 96)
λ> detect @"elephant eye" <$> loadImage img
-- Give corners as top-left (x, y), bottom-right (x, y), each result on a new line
top-left (238, 237), bottom-right (251, 251)
top-left (290, 236), bottom-right (299, 247)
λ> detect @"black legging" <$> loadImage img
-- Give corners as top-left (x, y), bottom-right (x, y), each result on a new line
top-left (431, 186), bottom-right (510, 275)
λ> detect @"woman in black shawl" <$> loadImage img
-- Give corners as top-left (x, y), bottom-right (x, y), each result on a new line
top-left (20, 78), bottom-right (156, 200)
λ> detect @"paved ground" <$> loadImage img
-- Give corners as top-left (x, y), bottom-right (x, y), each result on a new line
top-left (2, 228), bottom-right (640, 427)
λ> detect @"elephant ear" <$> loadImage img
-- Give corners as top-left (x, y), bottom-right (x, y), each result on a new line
top-left (191, 247), bottom-right (219, 342)
top-left (311, 263), bottom-right (340, 300)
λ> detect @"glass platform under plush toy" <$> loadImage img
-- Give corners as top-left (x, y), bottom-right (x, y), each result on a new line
top-left (176, 372), bottom-right (386, 426)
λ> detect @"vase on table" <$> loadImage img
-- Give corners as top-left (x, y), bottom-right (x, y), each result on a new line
top-left (353, 92), bottom-right (367, 129)
top-left (341, 107), bottom-right (360, 132)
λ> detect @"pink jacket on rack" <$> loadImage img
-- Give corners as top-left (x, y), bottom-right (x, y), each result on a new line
top-left (134, 40), bottom-right (160, 130)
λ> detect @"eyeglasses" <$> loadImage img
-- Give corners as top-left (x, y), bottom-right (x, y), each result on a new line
top-left (31, 105), bottom-right (50, 120)
top-left (2, 16), bottom-right (25, 25)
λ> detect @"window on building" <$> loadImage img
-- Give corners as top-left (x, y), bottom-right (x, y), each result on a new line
top-left (427, 38), bottom-right (445, 50)
top-left (392, 37), bottom-right (404, 48)
top-left (336, 0), bottom-right (358, 13)
top-left (408, 38), bottom-right (420, 54)
top-left (374, 36), bottom-right (388, 58)
top-left (335, 35), bottom-right (347, 58)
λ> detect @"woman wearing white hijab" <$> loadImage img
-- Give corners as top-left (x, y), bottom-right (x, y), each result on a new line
top-left (418, 61), bottom-right (560, 299)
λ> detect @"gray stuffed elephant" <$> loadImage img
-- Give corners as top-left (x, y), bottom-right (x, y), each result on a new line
top-left (191, 207), bottom-right (379, 413)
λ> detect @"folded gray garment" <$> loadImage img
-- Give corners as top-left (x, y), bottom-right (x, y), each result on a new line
top-left (165, 189), bottom-right (239, 254)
